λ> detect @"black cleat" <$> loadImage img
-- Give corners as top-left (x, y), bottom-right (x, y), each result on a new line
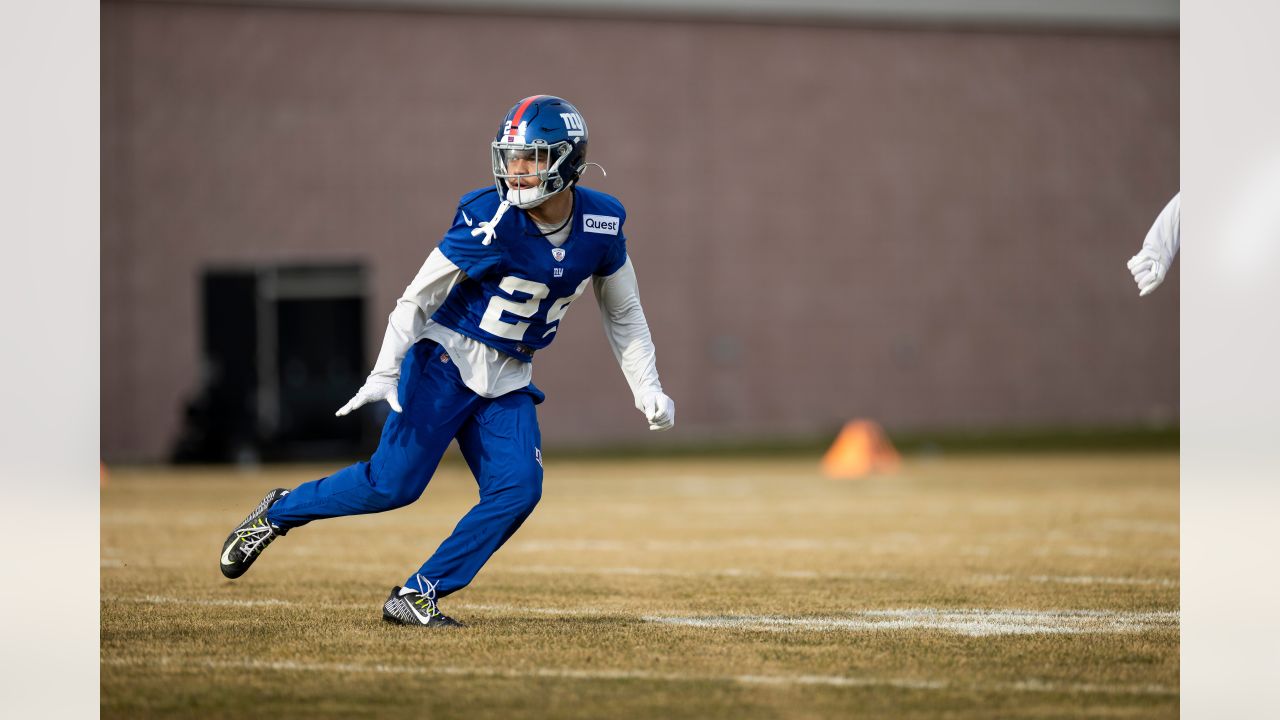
top-left (382, 576), bottom-right (465, 627)
top-left (219, 488), bottom-right (290, 579)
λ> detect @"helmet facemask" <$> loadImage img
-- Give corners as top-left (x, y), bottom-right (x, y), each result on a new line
top-left (491, 141), bottom-right (575, 209)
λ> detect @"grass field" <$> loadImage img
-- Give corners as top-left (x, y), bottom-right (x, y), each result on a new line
top-left (101, 453), bottom-right (1178, 719)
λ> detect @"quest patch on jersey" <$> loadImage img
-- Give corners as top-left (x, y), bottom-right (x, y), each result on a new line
top-left (582, 214), bottom-right (620, 235)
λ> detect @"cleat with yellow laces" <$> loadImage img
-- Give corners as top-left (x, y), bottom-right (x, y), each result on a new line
top-left (382, 575), bottom-right (465, 627)
top-left (219, 488), bottom-right (290, 579)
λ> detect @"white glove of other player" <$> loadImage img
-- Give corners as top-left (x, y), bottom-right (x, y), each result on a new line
top-left (1128, 193), bottom-right (1179, 297)
top-left (336, 377), bottom-right (402, 416)
top-left (1127, 247), bottom-right (1169, 297)
top-left (641, 392), bottom-right (675, 432)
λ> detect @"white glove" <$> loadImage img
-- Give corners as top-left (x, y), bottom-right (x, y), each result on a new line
top-left (640, 392), bottom-right (675, 432)
top-left (1127, 247), bottom-right (1169, 297)
top-left (336, 377), bottom-right (402, 416)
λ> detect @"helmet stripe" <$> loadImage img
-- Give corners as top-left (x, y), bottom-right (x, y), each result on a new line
top-left (509, 95), bottom-right (545, 130)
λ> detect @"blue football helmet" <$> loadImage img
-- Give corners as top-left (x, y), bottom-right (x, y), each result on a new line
top-left (490, 95), bottom-right (589, 209)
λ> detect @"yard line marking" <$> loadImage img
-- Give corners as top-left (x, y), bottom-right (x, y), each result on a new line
top-left (734, 674), bottom-right (946, 691)
top-left (451, 602), bottom-right (611, 616)
top-left (972, 574), bottom-right (1178, 588)
top-left (135, 595), bottom-right (293, 608)
top-left (1031, 545), bottom-right (1179, 559)
top-left (107, 597), bottom-right (1179, 637)
top-left (108, 595), bottom-right (603, 615)
top-left (111, 596), bottom-right (621, 616)
top-left (100, 656), bottom-right (1177, 696)
top-left (110, 595), bottom-right (368, 610)
top-left (643, 608), bottom-right (1178, 637)
top-left (496, 564), bottom-right (905, 581)
top-left (509, 538), bottom-right (1000, 553)
top-left (511, 538), bottom-right (875, 552)
top-left (1098, 520), bottom-right (1179, 535)
top-left (496, 565), bottom-right (1176, 587)
top-left (1026, 574), bottom-right (1178, 587)
top-left (509, 538), bottom-right (1179, 558)
top-left (991, 679), bottom-right (1177, 696)
top-left (108, 595), bottom-right (614, 617)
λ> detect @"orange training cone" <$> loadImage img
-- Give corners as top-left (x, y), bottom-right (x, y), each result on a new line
top-left (821, 420), bottom-right (900, 479)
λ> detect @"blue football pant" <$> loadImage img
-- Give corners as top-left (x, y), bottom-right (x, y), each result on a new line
top-left (265, 340), bottom-right (544, 598)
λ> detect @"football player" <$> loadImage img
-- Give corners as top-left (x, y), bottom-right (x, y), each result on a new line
top-left (1127, 193), bottom-right (1180, 296)
top-left (218, 95), bottom-right (675, 627)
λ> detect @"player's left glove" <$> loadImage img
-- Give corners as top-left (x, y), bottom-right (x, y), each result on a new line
top-left (641, 391), bottom-right (675, 432)
top-left (336, 377), bottom-right (403, 416)
top-left (1127, 246), bottom-right (1169, 297)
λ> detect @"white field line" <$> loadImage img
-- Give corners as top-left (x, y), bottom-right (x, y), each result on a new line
top-left (1032, 545), bottom-right (1179, 559)
top-left (111, 595), bottom-right (626, 617)
top-left (111, 595), bottom-right (615, 616)
top-left (1098, 520), bottom-right (1179, 535)
top-left (100, 655), bottom-right (1177, 697)
top-left (510, 538), bottom-right (1179, 559)
top-left (108, 595), bottom-right (615, 616)
top-left (971, 573), bottom-right (1178, 588)
top-left (497, 564), bottom-right (907, 581)
top-left (98, 560), bottom-right (1178, 588)
top-left (512, 538), bottom-right (874, 552)
top-left (451, 602), bottom-right (612, 616)
top-left (114, 595), bottom-right (368, 610)
top-left (499, 564), bottom-right (1176, 587)
top-left (643, 609), bottom-right (1179, 637)
top-left (108, 596), bottom-right (1177, 637)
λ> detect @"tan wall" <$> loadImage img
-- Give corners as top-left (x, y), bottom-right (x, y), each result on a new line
top-left (102, 2), bottom-right (1179, 461)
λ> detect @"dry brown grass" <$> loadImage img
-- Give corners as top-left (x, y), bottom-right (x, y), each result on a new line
top-left (102, 453), bottom-right (1178, 719)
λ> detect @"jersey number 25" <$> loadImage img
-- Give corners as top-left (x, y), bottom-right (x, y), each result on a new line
top-left (479, 276), bottom-right (590, 341)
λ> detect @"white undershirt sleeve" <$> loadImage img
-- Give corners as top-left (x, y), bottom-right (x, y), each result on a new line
top-left (369, 248), bottom-right (466, 382)
top-left (593, 255), bottom-right (664, 410)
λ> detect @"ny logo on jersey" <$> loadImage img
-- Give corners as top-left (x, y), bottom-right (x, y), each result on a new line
top-left (551, 248), bottom-right (566, 262)
top-left (559, 112), bottom-right (586, 138)
top-left (553, 268), bottom-right (564, 278)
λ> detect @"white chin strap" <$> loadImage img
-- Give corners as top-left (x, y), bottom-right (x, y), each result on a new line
top-left (506, 186), bottom-right (551, 209)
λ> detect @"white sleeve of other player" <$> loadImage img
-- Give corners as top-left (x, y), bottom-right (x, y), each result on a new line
top-left (1142, 192), bottom-right (1181, 263)
top-left (593, 256), bottom-right (664, 410)
top-left (369, 248), bottom-right (466, 382)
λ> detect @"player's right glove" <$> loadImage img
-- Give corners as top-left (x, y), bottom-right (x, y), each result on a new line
top-left (336, 377), bottom-right (402, 416)
top-left (1127, 246), bottom-right (1169, 297)
top-left (641, 391), bottom-right (675, 432)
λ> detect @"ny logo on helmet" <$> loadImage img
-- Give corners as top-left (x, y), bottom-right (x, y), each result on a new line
top-left (559, 113), bottom-right (586, 138)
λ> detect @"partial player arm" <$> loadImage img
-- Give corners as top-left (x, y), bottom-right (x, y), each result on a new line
top-left (1127, 193), bottom-right (1180, 297)
top-left (593, 256), bottom-right (675, 431)
top-left (336, 248), bottom-right (467, 416)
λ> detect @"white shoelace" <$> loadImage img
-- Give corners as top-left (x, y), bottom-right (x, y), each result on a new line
top-left (412, 574), bottom-right (439, 602)
top-left (404, 574), bottom-right (444, 618)
top-left (235, 523), bottom-right (275, 557)
top-left (471, 200), bottom-right (511, 246)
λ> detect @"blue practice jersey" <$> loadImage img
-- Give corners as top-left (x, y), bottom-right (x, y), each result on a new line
top-left (432, 186), bottom-right (629, 362)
